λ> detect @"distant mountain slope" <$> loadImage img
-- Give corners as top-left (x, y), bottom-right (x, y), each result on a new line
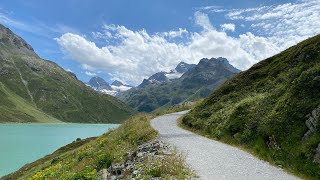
top-left (175, 62), bottom-right (196, 73)
top-left (111, 80), bottom-right (124, 86)
top-left (119, 58), bottom-right (239, 112)
top-left (183, 35), bottom-right (320, 179)
top-left (88, 76), bottom-right (112, 90)
top-left (87, 77), bottom-right (132, 96)
top-left (138, 62), bottom-right (196, 88)
top-left (0, 24), bottom-right (135, 123)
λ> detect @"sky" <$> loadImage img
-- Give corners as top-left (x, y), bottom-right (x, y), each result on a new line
top-left (0, 0), bottom-right (319, 86)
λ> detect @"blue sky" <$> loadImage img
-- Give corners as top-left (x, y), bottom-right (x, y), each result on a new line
top-left (0, 0), bottom-right (319, 85)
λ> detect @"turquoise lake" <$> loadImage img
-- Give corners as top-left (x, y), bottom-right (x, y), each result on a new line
top-left (0, 123), bottom-right (119, 177)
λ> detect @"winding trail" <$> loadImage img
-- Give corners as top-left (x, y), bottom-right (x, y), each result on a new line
top-left (151, 111), bottom-right (299, 180)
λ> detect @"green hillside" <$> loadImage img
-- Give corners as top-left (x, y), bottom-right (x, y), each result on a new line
top-left (0, 24), bottom-right (135, 123)
top-left (183, 34), bottom-right (320, 179)
top-left (0, 82), bottom-right (61, 123)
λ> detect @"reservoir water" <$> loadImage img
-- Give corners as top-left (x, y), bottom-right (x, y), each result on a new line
top-left (0, 123), bottom-right (119, 177)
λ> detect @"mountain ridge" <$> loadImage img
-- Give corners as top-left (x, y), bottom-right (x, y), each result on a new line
top-left (119, 58), bottom-right (240, 112)
top-left (87, 77), bottom-right (132, 96)
top-left (138, 61), bottom-right (196, 88)
top-left (0, 24), bottom-right (135, 123)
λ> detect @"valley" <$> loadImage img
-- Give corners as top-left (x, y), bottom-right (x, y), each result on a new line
top-left (0, 0), bottom-right (319, 179)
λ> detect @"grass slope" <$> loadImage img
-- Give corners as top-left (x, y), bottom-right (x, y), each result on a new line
top-left (0, 83), bottom-right (61, 123)
top-left (0, 54), bottom-right (135, 123)
top-left (183, 34), bottom-right (320, 179)
top-left (0, 40), bottom-right (135, 123)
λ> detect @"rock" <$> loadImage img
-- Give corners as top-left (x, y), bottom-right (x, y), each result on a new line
top-left (267, 135), bottom-right (280, 149)
top-left (137, 152), bottom-right (143, 157)
top-left (303, 105), bottom-right (320, 140)
top-left (0, 67), bottom-right (9, 76)
top-left (132, 170), bottom-right (139, 177)
top-left (100, 139), bottom-right (174, 179)
top-left (97, 169), bottom-right (109, 180)
top-left (314, 143), bottom-right (320, 164)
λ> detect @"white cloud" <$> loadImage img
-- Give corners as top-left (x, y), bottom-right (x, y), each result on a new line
top-left (111, 85), bottom-right (131, 92)
top-left (194, 11), bottom-right (214, 31)
top-left (161, 28), bottom-right (188, 38)
top-left (225, 0), bottom-right (320, 48)
top-left (85, 71), bottom-right (97, 76)
top-left (56, 1), bottom-right (320, 86)
top-left (221, 23), bottom-right (235, 31)
top-left (56, 22), bottom-right (271, 85)
top-left (66, 68), bottom-right (73, 72)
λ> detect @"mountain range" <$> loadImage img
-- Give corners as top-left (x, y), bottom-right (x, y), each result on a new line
top-left (0, 24), bottom-right (135, 123)
top-left (118, 57), bottom-right (240, 112)
top-left (138, 62), bottom-right (196, 88)
top-left (87, 77), bottom-right (132, 96)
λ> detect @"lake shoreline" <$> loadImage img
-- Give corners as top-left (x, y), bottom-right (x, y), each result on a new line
top-left (0, 123), bottom-right (119, 177)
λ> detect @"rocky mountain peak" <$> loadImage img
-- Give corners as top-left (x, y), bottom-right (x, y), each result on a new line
top-left (138, 72), bottom-right (169, 88)
top-left (217, 57), bottom-right (241, 73)
top-left (0, 24), bottom-right (37, 57)
top-left (88, 77), bottom-right (132, 96)
top-left (198, 57), bottom-right (240, 73)
top-left (112, 80), bottom-right (124, 86)
top-left (88, 76), bottom-right (112, 90)
top-left (175, 61), bottom-right (196, 73)
top-left (149, 72), bottom-right (169, 82)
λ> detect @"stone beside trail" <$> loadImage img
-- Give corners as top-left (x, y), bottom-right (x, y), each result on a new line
top-left (151, 111), bottom-right (300, 180)
top-left (98, 139), bottom-right (174, 180)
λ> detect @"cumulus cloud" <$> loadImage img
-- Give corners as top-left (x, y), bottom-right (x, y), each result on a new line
top-left (56, 23), bottom-right (265, 85)
top-left (226, 0), bottom-right (320, 48)
top-left (194, 11), bottom-right (214, 30)
top-left (221, 23), bottom-right (235, 31)
top-left (85, 71), bottom-right (97, 76)
top-left (66, 68), bottom-right (73, 72)
top-left (111, 85), bottom-right (132, 92)
top-left (56, 0), bottom-right (319, 85)
top-left (160, 28), bottom-right (188, 38)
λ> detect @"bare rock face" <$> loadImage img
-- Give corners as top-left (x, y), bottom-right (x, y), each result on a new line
top-left (0, 24), bottom-right (38, 57)
top-left (302, 105), bottom-right (320, 164)
top-left (0, 67), bottom-right (9, 76)
top-left (303, 105), bottom-right (320, 140)
top-left (314, 143), bottom-right (320, 164)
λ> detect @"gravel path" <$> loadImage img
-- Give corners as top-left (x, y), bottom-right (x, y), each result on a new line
top-left (151, 111), bottom-right (299, 180)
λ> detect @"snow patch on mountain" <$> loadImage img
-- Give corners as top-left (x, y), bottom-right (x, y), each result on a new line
top-left (111, 85), bottom-right (132, 92)
top-left (165, 70), bottom-right (184, 80)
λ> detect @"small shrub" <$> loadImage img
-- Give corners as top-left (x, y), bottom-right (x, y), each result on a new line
top-left (95, 153), bottom-right (112, 170)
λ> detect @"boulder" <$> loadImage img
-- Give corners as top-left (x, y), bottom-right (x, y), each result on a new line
top-left (0, 67), bottom-right (9, 76)
top-left (314, 143), bottom-right (320, 164)
top-left (303, 105), bottom-right (320, 140)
